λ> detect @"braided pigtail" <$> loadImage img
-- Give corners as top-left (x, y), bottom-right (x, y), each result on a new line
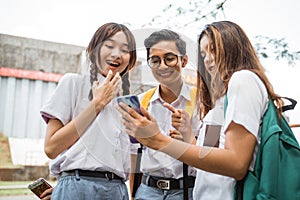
top-left (121, 72), bottom-right (130, 95)
top-left (88, 63), bottom-right (98, 100)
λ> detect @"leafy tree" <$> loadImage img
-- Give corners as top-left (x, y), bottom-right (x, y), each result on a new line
top-left (254, 36), bottom-right (300, 65)
top-left (142, 0), bottom-right (300, 65)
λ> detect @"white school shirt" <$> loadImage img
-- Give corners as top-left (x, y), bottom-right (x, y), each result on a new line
top-left (40, 73), bottom-right (131, 180)
top-left (193, 70), bottom-right (268, 200)
top-left (194, 97), bottom-right (235, 200)
top-left (135, 83), bottom-right (201, 179)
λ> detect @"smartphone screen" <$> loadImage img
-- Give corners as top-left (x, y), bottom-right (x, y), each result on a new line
top-left (117, 95), bottom-right (142, 143)
top-left (117, 95), bottom-right (142, 115)
top-left (28, 178), bottom-right (52, 199)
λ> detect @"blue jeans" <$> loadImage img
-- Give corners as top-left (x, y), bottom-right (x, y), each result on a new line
top-left (135, 183), bottom-right (193, 200)
top-left (52, 175), bottom-right (129, 200)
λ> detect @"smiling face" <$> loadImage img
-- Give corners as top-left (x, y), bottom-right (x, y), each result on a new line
top-left (92, 31), bottom-right (131, 77)
top-left (149, 40), bottom-right (187, 87)
top-left (200, 34), bottom-right (216, 76)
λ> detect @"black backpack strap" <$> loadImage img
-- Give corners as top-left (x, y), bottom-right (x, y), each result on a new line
top-left (183, 163), bottom-right (188, 200)
top-left (280, 97), bottom-right (297, 112)
top-left (132, 144), bottom-right (143, 198)
top-left (236, 180), bottom-right (244, 200)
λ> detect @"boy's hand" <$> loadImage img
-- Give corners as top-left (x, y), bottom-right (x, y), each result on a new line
top-left (164, 103), bottom-right (194, 143)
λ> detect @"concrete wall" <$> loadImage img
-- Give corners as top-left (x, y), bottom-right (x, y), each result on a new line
top-left (0, 166), bottom-right (51, 181)
top-left (0, 34), bottom-right (84, 73)
top-left (0, 34), bottom-right (145, 140)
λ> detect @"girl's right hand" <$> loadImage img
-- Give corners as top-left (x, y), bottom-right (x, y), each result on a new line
top-left (117, 102), bottom-right (161, 145)
top-left (92, 70), bottom-right (121, 113)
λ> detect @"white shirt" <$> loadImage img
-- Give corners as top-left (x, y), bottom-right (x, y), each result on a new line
top-left (193, 70), bottom-right (268, 200)
top-left (194, 97), bottom-right (235, 200)
top-left (40, 73), bottom-right (131, 180)
top-left (134, 83), bottom-right (201, 179)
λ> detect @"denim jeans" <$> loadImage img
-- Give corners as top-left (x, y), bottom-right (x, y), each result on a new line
top-left (52, 175), bottom-right (129, 200)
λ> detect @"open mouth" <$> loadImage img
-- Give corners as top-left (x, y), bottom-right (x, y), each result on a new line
top-left (107, 61), bottom-right (120, 68)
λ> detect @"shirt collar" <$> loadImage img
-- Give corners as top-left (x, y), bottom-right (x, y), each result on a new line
top-left (150, 82), bottom-right (193, 104)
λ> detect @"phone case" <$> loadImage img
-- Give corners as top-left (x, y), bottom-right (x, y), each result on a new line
top-left (117, 95), bottom-right (142, 143)
top-left (28, 178), bottom-right (52, 199)
top-left (117, 95), bottom-right (142, 115)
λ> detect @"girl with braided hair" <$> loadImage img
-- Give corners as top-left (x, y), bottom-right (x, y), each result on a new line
top-left (40, 22), bottom-right (137, 199)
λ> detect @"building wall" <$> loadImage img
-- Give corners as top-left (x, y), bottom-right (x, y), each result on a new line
top-left (0, 75), bottom-right (56, 138)
top-left (0, 34), bottom-right (145, 139)
top-left (0, 34), bottom-right (86, 139)
top-left (0, 34), bottom-right (84, 73)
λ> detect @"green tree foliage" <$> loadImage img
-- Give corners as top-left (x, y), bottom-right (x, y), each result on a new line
top-left (254, 36), bottom-right (300, 65)
top-left (142, 0), bottom-right (227, 30)
top-left (143, 0), bottom-right (299, 65)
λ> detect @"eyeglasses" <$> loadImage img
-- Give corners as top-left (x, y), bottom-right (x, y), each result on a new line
top-left (147, 53), bottom-right (181, 69)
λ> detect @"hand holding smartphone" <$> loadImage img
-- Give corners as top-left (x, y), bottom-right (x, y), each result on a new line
top-left (117, 95), bottom-right (142, 143)
top-left (28, 178), bottom-right (52, 199)
top-left (117, 95), bottom-right (143, 115)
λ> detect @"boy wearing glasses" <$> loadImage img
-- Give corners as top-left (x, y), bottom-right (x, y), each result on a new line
top-left (130, 29), bottom-right (200, 200)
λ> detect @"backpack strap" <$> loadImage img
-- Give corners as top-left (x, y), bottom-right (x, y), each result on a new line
top-left (132, 144), bottom-right (143, 198)
top-left (140, 86), bottom-right (158, 110)
top-left (183, 162), bottom-right (189, 200)
top-left (140, 86), bottom-right (197, 116)
top-left (131, 86), bottom-right (157, 198)
top-left (185, 87), bottom-right (197, 118)
top-left (280, 97), bottom-right (297, 112)
top-left (183, 86), bottom-right (197, 200)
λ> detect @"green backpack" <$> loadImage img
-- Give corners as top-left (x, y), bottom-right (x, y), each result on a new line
top-left (225, 96), bottom-right (300, 200)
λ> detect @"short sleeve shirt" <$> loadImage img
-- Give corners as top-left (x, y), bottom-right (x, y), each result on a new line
top-left (223, 70), bottom-right (268, 170)
top-left (194, 97), bottom-right (235, 200)
top-left (40, 73), bottom-right (131, 180)
top-left (135, 83), bottom-right (201, 179)
top-left (193, 70), bottom-right (268, 200)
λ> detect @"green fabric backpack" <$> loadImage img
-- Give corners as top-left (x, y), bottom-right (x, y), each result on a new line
top-left (225, 96), bottom-right (300, 200)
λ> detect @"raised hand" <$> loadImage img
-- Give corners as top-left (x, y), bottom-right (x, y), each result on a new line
top-left (92, 70), bottom-right (121, 113)
top-left (163, 103), bottom-right (195, 143)
top-left (169, 129), bottom-right (184, 141)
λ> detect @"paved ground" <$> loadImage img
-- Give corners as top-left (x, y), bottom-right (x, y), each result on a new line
top-left (0, 195), bottom-right (37, 200)
top-left (0, 181), bottom-right (130, 199)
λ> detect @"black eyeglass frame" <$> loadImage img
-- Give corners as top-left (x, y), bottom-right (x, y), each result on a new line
top-left (147, 53), bottom-right (182, 69)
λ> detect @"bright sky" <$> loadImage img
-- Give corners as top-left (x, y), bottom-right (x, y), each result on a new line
top-left (0, 0), bottom-right (299, 134)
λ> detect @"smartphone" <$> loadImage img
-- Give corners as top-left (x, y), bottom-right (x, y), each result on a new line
top-left (117, 95), bottom-right (142, 143)
top-left (117, 95), bottom-right (142, 115)
top-left (28, 178), bottom-right (52, 199)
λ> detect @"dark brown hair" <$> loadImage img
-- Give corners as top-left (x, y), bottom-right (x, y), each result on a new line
top-left (197, 21), bottom-right (283, 119)
top-left (87, 22), bottom-right (137, 100)
top-left (144, 29), bottom-right (186, 57)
